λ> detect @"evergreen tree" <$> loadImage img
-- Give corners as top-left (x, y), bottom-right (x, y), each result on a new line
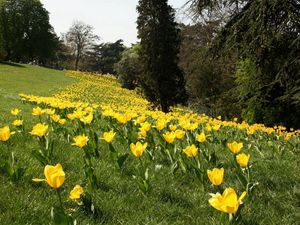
top-left (137, 0), bottom-right (187, 112)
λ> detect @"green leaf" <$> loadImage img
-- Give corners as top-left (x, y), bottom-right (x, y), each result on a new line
top-left (51, 207), bottom-right (74, 225)
top-left (117, 153), bottom-right (129, 169)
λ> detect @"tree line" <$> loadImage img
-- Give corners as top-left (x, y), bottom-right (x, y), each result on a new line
top-left (0, 0), bottom-right (299, 128)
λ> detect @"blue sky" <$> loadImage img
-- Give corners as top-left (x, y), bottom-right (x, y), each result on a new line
top-left (41, 0), bottom-right (190, 46)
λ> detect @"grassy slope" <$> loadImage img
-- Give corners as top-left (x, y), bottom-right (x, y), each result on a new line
top-left (0, 64), bottom-right (299, 225)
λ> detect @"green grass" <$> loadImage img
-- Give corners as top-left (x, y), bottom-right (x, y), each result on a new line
top-left (0, 63), bottom-right (300, 225)
top-left (0, 62), bottom-right (76, 124)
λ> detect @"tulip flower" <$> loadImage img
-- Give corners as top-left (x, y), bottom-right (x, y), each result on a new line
top-left (0, 126), bottom-right (15, 142)
top-left (236, 153), bottom-right (250, 168)
top-left (207, 168), bottom-right (224, 186)
top-left (169, 124), bottom-right (177, 131)
top-left (69, 185), bottom-right (84, 200)
top-left (12, 119), bottom-right (23, 127)
top-left (163, 131), bottom-right (176, 144)
top-left (29, 123), bottom-right (48, 137)
top-left (196, 131), bottom-right (206, 143)
top-left (32, 107), bottom-right (44, 116)
top-left (183, 144), bottom-right (198, 158)
top-left (32, 163), bottom-right (65, 189)
top-left (130, 141), bottom-right (148, 157)
top-left (11, 108), bottom-right (21, 116)
top-left (101, 130), bottom-right (116, 143)
top-left (175, 129), bottom-right (185, 139)
top-left (50, 114), bottom-right (61, 123)
top-left (227, 141), bottom-right (243, 154)
top-left (72, 135), bottom-right (89, 148)
top-left (209, 187), bottom-right (247, 214)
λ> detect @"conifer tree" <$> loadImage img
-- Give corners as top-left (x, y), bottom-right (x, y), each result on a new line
top-left (137, 0), bottom-right (187, 112)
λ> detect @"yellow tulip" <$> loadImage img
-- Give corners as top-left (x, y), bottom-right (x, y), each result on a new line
top-left (101, 130), bottom-right (116, 143)
top-left (130, 141), bottom-right (147, 157)
top-left (196, 131), bottom-right (206, 143)
top-left (0, 126), bottom-right (15, 142)
top-left (32, 163), bottom-right (65, 189)
top-left (32, 107), bottom-right (44, 116)
top-left (163, 131), bottom-right (176, 144)
top-left (29, 123), bottom-right (48, 137)
top-left (207, 168), bottom-right (224, 186)
top-left (236, 153), bottom-right (250, 168)
top-left (12, 119), bottom-right (23, 127)
top-left (169, 124), bottom-right (177, 131)
top-left (227, 141), bottom-right (243, 154)
top-left (209, 187), bottom-right (247, 214)
top-left (51, 114), bottom-right (61, 123)
top-left (183, 144), bottom-right (198, 157)
top-left (155, 119), bottom-right (167, 131)
top-left (72, 135), bottom-right (89, 148)
top-left (11, 108), bottom-right (21, 116)
top-left (80, 113), bottom-right (93, 124)
top-left (58, 119), bottom-right (66, 125)
top-left (69, 185), bottom-right (84, 200)
top-left (140, 122), bottom-right (151, 132)
top-left (175, 129), bottom-right (185, 139)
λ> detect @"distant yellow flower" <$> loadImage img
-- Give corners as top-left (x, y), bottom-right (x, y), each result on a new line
top-left (72, 135), bottom-right (89, 148)
top-left (196, 131), bottom-right (206, 143)
top-left (0, 126), bottom-right (15, 141)
top-left (175, 129), bottom-right (185, 139)
top-left (209, 187), bottom-right (247, 214)
top-left (205, 124), bottom-right (212, 132)
top-left (130, 141), bottom-right (147, 157)
top-left (227, 141), bottom-right (243, 154)
top-left (44, 108), bottom-right (55, 115)
top-left (212, 124), bottom-right (221, 131)
top-left (51, 114), bottom-right (61, 123)
top-left (67, 113), bottom-right (76, 120)
top-left (32, 107), bottom-right (44, 116)
top-left (183, 144), bottom-right (198, 157)
top-left (101, 130), bottom-right (116, 143)
top-left (32, 163), bottom-right (65, 189)
top-left (11, 108), bottom-right (21, 116)
top-left (69, 185), bottom-right (84, 200)
top-left (163, 131), bottom-right (176, 144)
top-left (12, 119), bottom-right (23, 127)
top-left (29, 123), bottom-right (48, 137)
top-left (140, 122), bottom-right (151, 132)
top-left (236, 153), bottom-right (250, 168)
top-left (58, 119), bottom-right (66, 125)
top-left (80, 113), bottom-right (93, 124)
top-left (207, 168), bottom-right (224, 186)
top-left (155, 119), bottom-right (167, 131)
top-left (169, 124), bottom-right (177, 131)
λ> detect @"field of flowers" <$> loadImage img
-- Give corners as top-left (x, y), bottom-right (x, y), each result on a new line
top-left (1, 68), bottom-right (300, 225)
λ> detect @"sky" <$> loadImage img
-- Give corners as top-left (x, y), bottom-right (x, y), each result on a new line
top-left (40, 0), bottom-right (190, 46)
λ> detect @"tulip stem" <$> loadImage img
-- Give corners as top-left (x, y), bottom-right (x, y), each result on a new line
top-left (56, 189), bottom-right (64, 213)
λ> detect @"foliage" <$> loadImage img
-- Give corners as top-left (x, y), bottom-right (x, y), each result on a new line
top-left (115, 44), bottom-right (140, 90)
top-left (209, 0), bottom-right (300, 128)
top-left (137, 0), bottom-right (187, 112)
top-left (87, 39), bottom-right (125, 74)
top-left (0, 0), bottom-right (58, 63)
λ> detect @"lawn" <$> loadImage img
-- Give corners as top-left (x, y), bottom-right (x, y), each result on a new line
top-left (0, 63), bottom-right (300, 225)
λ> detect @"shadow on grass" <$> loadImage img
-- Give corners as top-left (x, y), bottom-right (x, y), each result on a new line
top-left (0, 61), bottom-right (25, 68)
top-left (159, 190), bottom-right (193, 208)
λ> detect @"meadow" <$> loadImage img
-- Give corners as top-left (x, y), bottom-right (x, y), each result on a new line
top-left (0, 62), bottom-right (300, 225)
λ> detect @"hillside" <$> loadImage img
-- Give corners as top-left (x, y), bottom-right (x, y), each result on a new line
top-left (0, 63), bottom-right (299, 225)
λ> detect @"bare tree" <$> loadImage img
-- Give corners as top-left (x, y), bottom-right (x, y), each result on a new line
top-left (65, 21), bottom-right (98, 70)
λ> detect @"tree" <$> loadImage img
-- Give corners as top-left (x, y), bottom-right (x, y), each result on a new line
top-left (115, 44), bottom-right (141, 90)
top-left (205, 0), bottom-right (300, 127)
top-left (65, 21), bottom-right (98, 70)
top-left (0, 0), bottom-right (58, 63)
top-left (87, 39), bottom-right (125, 74)
top-left (137, 0), bottom-right (187, 112)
